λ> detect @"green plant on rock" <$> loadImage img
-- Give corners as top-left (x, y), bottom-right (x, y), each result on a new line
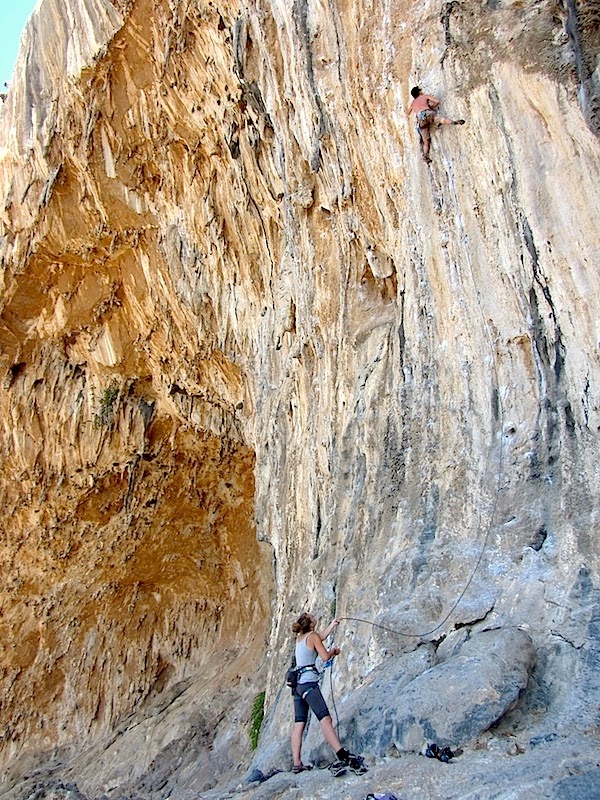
top-left (95, 380), bottom-right (120, 428)
top-left (249, 691), bottom-right (265, 751)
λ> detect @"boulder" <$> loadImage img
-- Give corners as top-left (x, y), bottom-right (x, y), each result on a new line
top-left (309, 627), bottom-right (535, 760)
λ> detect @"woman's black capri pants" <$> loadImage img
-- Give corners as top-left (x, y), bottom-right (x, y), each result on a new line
top-left (293, 682), bottom-right (330, 723)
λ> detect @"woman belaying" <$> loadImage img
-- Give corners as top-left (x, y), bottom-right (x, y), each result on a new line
top-left (290, 612), bottom-right (368, 776)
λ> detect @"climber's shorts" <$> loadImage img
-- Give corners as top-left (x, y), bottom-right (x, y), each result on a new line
top-left (417, 109), bottom-right (436, 128)
top-left (293, 682), bottom-right (330, 723)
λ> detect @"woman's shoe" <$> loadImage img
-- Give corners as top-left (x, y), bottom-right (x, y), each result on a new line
top-left (347, 753), bottom-right (368, 774)
top-left (292, 763), bottom-right (313, 773)
top-left (425, 742), bottom-right (440, 759)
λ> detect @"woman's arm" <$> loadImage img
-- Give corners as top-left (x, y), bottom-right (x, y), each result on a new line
top-left (317, 618), bottom-right (340, 641)
top-left (308, 631), bottom-right (340, 662)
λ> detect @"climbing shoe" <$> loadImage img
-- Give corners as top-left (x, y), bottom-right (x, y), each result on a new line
top-left (425, 742), bottom-right (457, 762)
top-left (425, 742), bottom-right (440, 759)
top-left (329, 760), bottom-right (348, 777)
top-left (453, 119), bottom-right (465, 125)
top-left (439, 746), bottom-right (454, 763)
top-left (347, 754), bottom-right (369, 774)
top-left (292, 763), bottom-right (313, 773)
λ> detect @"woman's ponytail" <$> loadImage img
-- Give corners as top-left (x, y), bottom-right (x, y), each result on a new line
top-left (292, 612), bottom-right (313, 634)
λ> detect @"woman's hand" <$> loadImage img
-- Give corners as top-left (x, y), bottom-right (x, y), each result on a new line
top-left (320, 618), bottom-right (341, 640)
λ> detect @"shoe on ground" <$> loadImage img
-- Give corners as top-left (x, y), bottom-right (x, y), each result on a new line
top-left (346, 753), bottom-right (368, 774)
top-left (292, 763), bottom-right (313, 773)
top-left (453, 119), bottom-right (465, 125)
top-left (439, 746), bottom-right (454, 762)
top-left (425, 742), bottom-right (440, 759)
top-left (329, 760), bottom-right (348, 777)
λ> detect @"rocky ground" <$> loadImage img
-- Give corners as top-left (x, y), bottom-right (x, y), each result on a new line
top-left (225, 739), bottom-right (600, 800)
top-left (13, 736), bottom-right (600, 800)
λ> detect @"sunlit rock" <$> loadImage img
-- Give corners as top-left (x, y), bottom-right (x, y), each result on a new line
top-left (0, 0), bottom-right (598, 798)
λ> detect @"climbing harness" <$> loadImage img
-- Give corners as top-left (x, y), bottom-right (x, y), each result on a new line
top-left (286, 663), bottom-right (320, 690)
top-left (296, 659), bottom-right (333, 693)
top-left (298, 683), bottom-right (318, 700)
top-left (417, 108), bottom-right (436, 128)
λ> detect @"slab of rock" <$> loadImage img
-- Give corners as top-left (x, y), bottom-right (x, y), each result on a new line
top-left (303, 645), bottom-right (436, 764)
top-left (310, 627), bottom-right (535, 760)
top-left (552, 769), bottom-right (600, 800)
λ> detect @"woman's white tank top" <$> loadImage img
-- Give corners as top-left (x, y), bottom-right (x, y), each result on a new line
top-left (295, 634), bottom-right (318, 684)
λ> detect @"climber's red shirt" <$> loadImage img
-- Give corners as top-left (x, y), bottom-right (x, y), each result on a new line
top-left (410, 94), bottom-right (439, 114)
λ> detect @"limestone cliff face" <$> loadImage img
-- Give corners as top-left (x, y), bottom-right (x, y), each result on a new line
top-left (0, 0), bottom-right (599, 798)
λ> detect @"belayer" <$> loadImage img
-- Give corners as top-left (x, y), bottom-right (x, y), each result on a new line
top-left (289, 612), bottom-right (367, 775)
top-left (408, 86), bottom-right (465, 164)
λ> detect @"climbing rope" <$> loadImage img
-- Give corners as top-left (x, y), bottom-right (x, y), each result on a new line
top-left (320, 207), bottom-right (507, 732)
top-left (331, 297), bottom-right (506, 642)
top-left (337, 204), bottom-right (508, 635)
top-left (338, 445), bottom-right (503, 639)
top-left (331, 400), bottom-right (505, 641)
top-left (326, 358), bottom-right (505, 728)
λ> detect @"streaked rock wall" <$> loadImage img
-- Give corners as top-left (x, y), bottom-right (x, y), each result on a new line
top-left (0, 0), bottom-right (598, 797)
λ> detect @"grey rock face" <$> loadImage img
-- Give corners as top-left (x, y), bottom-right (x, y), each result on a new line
top-left (552, 770), bottom-right (600, 800)
top-left (0, 0), bottom-right (599, 798)
top-left (301, 628), bottom-right (535, 764)
top-left (389, 628), bottom-right (536, 752)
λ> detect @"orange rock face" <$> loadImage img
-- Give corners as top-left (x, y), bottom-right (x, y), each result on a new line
top-left (0, 0), bottom-right (599, 797)
top-left (0, 0), bottom-right (273, 789)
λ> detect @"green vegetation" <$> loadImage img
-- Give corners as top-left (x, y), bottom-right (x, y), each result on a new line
top-left (249, 691), bottom-right (266, 751)
top-left (95, 381), bottom-right (120, 428)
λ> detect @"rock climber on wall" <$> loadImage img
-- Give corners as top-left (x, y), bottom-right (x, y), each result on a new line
top-left (408, 86), bottom-right (465, 164)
